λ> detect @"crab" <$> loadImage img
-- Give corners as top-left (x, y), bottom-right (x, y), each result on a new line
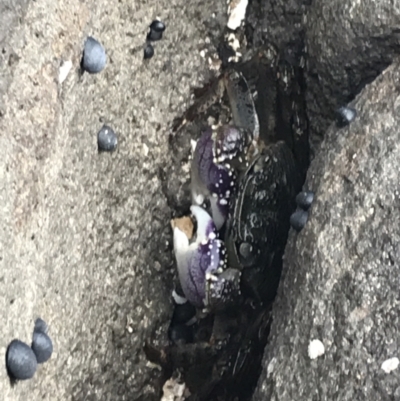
top-left (146, 47), bottom-right (309, 401)
top-left (173, 61), bottom-right (305, 314)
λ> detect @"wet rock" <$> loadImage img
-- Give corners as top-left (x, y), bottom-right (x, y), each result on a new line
top-left (171, 302), bottom-right (196, 325)
top-left (253, 59), bottom-right (400, 401)
top-left (168, 323), bottom-right (193, 345)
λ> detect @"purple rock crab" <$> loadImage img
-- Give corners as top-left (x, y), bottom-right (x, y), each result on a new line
top-left (147, 47), bottom-right (309, 401)
top-left (173, 65), bottom-right (302, 313)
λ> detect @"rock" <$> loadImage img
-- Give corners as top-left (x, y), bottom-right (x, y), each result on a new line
top-left (253, 59), bottom-right (400, 401)
top-left (247, 0), bottom-right (400, 151)
top-left (0, 0), bottom-right (226, 399)
top-left (305, 0), bottom-right (400, 147)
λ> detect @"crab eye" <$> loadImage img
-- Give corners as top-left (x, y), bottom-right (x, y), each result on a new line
top-left (173, 207), bottom-right (227, 307)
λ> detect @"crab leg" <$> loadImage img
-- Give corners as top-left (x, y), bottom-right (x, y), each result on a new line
top-left (223, 70), bottom-right (260, 142)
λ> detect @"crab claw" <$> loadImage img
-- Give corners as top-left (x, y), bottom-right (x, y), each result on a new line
top-left (191, 127), bottom-right (238, 229)
top-left (173, 207), bottom-right (227, 307)
top-left (190, 205), bottom-right (217, 240)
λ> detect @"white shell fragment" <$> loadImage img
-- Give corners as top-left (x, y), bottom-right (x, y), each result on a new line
top-left (161, 377), bottom-right (187, 401)
top-left (59, 60), bottom-right (72, 84)
top-left (227, 0), bottom-right (248, 30)
top-left (381, 357), bottom-right (399, 373)
top-left (308, 339), bottom-right (325, 360)
top-left (190, 139), bottom-right (197, 153)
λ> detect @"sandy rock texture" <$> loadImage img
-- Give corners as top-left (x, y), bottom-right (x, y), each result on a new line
top-left (253, 58), bottom-right (400, 401)
top-left (248, 0), bottom-right (400, 150)
top-left (305, 0), bottom-right (400, 147)
top-left (0, 0), bottom-right (225, 400)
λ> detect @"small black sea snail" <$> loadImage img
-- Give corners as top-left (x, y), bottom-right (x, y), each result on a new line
top-left (147, 20), bottom-right (166, 41)
top-left (31, 318), bottom-right (53, 364)
top-left (6, 339), bottom-right (38, 380)
top-left (296, 191), bottom-right (314, 211)
top-left (97, 125), bottom-right (118, 152)
top-left (81, 37), bottom-right (106, 74)
top-left (290, 209), bottom-right (309, 232)
top-left (335, 106), bottom-right (356, 128)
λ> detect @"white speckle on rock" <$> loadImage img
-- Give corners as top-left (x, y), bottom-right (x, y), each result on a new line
top-left (227, 0), bottom-right (248, 30)
top-left (142, 143), bottom-right (149, 157)
top-left (267, 357), bottom-right (277, 377)
top-left (190, 139), bottom-right (197, 153)
top-left (308, 339), bottom-right (325, 360)
top-left (59, 60), bottom-right (72, 84)
top-left (381, 357), bottom-right (399, 373)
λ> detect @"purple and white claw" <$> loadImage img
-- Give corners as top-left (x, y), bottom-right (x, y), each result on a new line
top-left (173, 206), bottom-right (227, 307)
top-left (191, 127), bottom-right (238, 229)
top-left (191, 205), bottom-right (217, 241)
